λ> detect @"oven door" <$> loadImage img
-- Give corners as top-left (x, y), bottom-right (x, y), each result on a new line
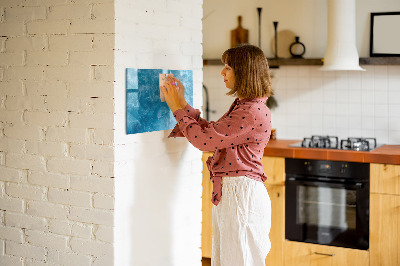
top-left (285, 177), bottom-right (369, 250)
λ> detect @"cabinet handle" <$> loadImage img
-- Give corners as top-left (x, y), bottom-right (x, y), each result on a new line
top-left (314, 252), bottom-right (335, 257)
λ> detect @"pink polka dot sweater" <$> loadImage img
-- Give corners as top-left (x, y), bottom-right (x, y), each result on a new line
top-left (168, 97), bottom-right (272, 206)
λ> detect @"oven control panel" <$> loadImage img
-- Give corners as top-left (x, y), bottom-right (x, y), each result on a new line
top-left (286, 158), bottom-right (369, 180)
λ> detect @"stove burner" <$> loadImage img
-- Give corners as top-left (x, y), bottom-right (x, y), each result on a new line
top-left (301, 135), bottom-right (339, 149)
top-left (295, 136), bottom-right (378, 151)
top-left (340, 137), bottom-right (377, 151)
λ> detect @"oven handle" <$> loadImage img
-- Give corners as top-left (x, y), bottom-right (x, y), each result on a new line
top-left (286, 177), bottom-right (364, 189)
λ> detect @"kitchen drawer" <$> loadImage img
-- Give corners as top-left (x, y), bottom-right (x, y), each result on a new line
top-left (284, 241), bottom-right (369, 266)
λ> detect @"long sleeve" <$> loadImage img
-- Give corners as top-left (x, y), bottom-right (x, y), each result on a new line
top-left (172, 105), bottom-right (258, 152)
top-left (168, 104), bottom-right (211, 138)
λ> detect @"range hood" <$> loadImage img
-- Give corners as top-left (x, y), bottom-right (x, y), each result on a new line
top-left (320, 0), bottom-right (365, 71)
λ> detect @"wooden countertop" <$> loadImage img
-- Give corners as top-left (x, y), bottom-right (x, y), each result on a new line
top-left (263, 139), bottom-right (400, 165)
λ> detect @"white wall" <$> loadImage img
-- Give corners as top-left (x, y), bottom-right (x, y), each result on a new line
top-left (203, 0), bottom-right (400, 145)
top-left (113, 0), bottom-right (203, 265)
top-left (0, 0), bottom-right (115, 265)
top-left (203, 0), bottom-right (400, 58)
top-left (203, 0), bottom-right (326, 59)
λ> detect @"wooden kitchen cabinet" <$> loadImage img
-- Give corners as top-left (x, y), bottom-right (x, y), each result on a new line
top-left (370, 163), bottom-right (400, 195)
top-left (261, 156), bottom-right (285, 266)
top-left (201, 154), bottom-right (286, 266)
top-left (370, 163), bottom-right (400, 266)
top-left (202, 152), bottom-right (213, 258)
top-left (284, 241), bottom-right (369, 266)
top-left (261, 156), bottom-right (285, 186)
top-left (264, 184), bottom-right (285, 266)
top-left (370, 193), bottom-right (400, 266)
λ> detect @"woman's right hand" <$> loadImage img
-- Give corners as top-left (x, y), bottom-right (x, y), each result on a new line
top-left (169, 76), bottom-right (187, 108)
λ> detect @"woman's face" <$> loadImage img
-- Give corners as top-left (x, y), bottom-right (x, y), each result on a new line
top-left (220, 64), bottom-right (235, 89)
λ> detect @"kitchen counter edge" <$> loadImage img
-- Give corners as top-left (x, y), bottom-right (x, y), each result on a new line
top-left (263, 139), bottom-right (400, 165)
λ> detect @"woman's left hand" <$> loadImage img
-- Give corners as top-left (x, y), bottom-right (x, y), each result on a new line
top-left (160, 78), bottom-right (184, 113)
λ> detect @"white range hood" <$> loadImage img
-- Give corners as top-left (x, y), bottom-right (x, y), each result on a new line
top-left (320, 0), bottom-right (365, 71)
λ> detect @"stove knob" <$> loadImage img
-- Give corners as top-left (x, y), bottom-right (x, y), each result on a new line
top-left (305, 162), bottom-right (312, 171)
top-left (340, 164), bottom-right (347, 174)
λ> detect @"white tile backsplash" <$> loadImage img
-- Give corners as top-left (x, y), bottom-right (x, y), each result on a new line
top-left (203, 64), bottom-right (400, 145)
top-left (362, 89), bottom-right (375, 103)
top-left (323, 103), bottom-right (336, 116)
top-left (362, 116), bottom-right (375, 130)
top-left (374, 90), bottom-right (388, 105)
top-left (389, 117), bottom-right (400, 131)
top-left (348, 78), bottom-right (362, 91)
top-left (374, 65), bottom-right (388, 76)
top-left (298, 77), bottom-right (311, 89)
top-left (336, 103), bottom-right (349, 116)
top-left (388, 65), bottom-right (400, 76)
top-left (336, 115), bottom-right (349, 129)
top-left (374, 77), bottom-right (388, 91)
top-left (375, 104), bottom-right (389, 117)
top-left (389, 91), bottom-right (400, 104)
top-left (361, 104), bottom-right (374, 117)
top-left (374, 130), bottom-right (389, 144)
top-left (389, 105), bottom-right (400, 117)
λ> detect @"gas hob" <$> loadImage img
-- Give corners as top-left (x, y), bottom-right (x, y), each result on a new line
top-left (289, 135), bottom-right (382, 151)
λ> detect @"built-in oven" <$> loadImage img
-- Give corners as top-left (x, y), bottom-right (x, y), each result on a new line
top-left (285, 158), bottom-right (369, 250)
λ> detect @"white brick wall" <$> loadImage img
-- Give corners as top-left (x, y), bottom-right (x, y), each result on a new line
top-left (113, 0), bottom-right (203, 265)
top-left (0, 0), bottom-right (115, 265)
top-left (5, 213), bottom-right (48, 231)
top-left (1, 0), bottom-right (204, 265)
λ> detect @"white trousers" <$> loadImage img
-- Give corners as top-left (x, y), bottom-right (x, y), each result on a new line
top-left (212, 176), bottom-right (271, 266)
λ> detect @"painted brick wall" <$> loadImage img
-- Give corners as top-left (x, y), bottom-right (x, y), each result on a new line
top-left (113, 0), bottom-right (204, 265)
top-left (0, 0), bottom-right (115, 265)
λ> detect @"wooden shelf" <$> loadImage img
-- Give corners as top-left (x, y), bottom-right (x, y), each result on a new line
top-left (359, 57), bottom-right (400, 65)
top-left (203, 58), bottom-right (323, 67)
top-left (203, 57), bottom-right (400, 67)
top-left (268, 58), bottom-right (323, 67)
top-left (202, 59), bottom-right (222, 66)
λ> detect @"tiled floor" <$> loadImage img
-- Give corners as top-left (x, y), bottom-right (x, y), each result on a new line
top-left (202, 257), bottom-right (211, 266)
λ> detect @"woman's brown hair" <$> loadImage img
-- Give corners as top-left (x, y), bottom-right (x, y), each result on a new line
top-left (221, 44), bottom-right (273, 99)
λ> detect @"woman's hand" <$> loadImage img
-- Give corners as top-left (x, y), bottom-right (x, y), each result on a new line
top-left (161, 78), bottom-right (184, 113)
top-left (171, 77), bottom-right (187, 108)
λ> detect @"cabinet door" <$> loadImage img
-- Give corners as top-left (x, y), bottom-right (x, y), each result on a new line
top-left (262, 156), bottom-right (285, 185)
top-left (202, 152), bottom-right (213, 258)
top-left (264, 184), bottom-right (284, 266)
top-left (370, 163), bottom-right (400, 195)
top-left (284, 241), bottom-right (369, 266)
top-left (370, 193), bottom-right (400, 266)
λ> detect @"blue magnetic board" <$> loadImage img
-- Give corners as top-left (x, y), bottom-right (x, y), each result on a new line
top-left (126, 68), bottom-right (193, 134)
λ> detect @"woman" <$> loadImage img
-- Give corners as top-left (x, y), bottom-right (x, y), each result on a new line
top-left (161, 44), bottom-right (273, 266)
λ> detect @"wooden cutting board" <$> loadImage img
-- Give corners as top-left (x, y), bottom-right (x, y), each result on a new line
top-left (231, 16), bottom-right (249, 48)
top-left (270, 29), bottom-right (295, 58)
